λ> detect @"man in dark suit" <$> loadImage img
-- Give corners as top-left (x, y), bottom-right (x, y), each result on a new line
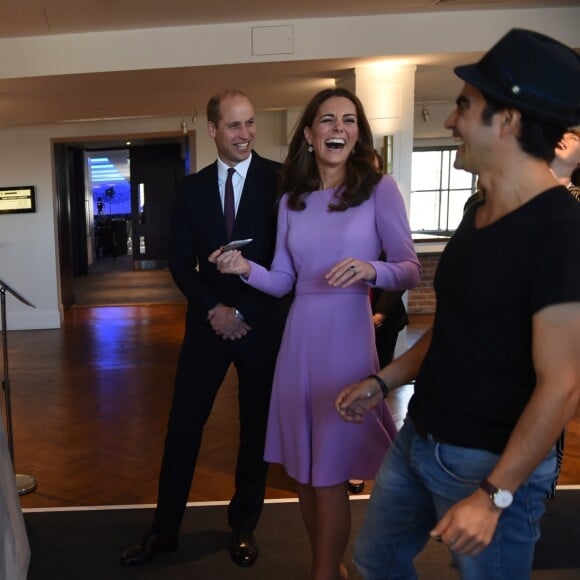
top-left (120, 90), bottom-right (287, 569)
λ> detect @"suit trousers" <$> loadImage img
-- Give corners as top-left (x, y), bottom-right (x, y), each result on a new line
top-left (152, 316), bottom-right (279, 538)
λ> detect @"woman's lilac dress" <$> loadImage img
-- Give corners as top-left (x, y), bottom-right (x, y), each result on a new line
top-left (245, 176), bottom-right (420, 486)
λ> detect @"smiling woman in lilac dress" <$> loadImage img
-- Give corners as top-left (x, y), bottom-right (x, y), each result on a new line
top-left (210, 87), bottom-right (421, 580)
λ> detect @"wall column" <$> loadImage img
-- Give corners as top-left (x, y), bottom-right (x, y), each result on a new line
top-left (339, 64), bottom-right (418, 354)
top-left (338, 64), bottom-right (416, 209)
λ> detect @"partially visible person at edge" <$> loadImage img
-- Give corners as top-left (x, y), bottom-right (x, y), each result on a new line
top-left (210, 87), bottom-right (421, 579)
top-left (371, 286), bottom-right (409, 368)
top-left (336, 28), bottom-right (580, 580)
top-left (548, 127), bottom-right (580, 498)
top-left (348, 150), bottom-right (409, 496)
top-left (572, 167), bottom-right (580, 188)
top-left (119, 90), bottom-right (289, 570)
top-left (348, 275), bottom-right (408, 497)
top-left (370, 150), bottom-right (410, 371)
top-left (551, 128), bottom-right (580, 200)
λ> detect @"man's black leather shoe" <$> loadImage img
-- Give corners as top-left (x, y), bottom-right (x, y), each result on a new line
top-left (229, 531), bottom-right (259, 567)
top-left (119, 531), bottom-right (178, 567)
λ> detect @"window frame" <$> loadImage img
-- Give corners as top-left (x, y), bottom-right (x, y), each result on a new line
top-left (410, 145), bottom-right (476, 237)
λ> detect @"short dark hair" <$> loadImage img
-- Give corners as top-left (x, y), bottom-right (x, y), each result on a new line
top-left (206, 90), bottom-right (252, 126)
top-left (282, 87), bottom-right (380, 212)
top-left (481, 92), bottom-right (565, 163)
top-left (517, 117), bottom-right (565, 164)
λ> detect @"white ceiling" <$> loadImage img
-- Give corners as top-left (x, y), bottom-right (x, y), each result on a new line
top-left (0, 0), bottom-right (577, 128)
top-left (1, 0), bottom-right (575, 38)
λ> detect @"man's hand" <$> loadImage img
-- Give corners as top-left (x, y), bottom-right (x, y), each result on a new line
top-left (430, 490), bottom-right (501, 556)
top-left (335, 377), bottom-right (384, 423)
top-left (207, 304), bottom-right (251, 340)
top-left (373, 313), bottom-right (386, 327)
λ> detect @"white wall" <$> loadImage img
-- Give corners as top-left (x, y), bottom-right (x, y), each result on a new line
top-left (0, 8), bottom-right (577, 79)
top-left (0, 6), bottom-right (578, 329)
top-left (1, 125), bottom-right (61, 328)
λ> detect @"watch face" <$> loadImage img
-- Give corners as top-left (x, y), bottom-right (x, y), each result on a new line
top-left (494, 489), bottom-right (513, 509)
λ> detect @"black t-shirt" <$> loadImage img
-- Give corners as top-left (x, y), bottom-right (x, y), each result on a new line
top-left (409, 186), bottom-right (580, 453)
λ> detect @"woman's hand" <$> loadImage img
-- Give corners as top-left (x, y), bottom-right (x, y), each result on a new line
top-left (335, 377), bottom-right (384, 423)
top-left (208, 248), bottom-right (251, 278)
top-left (325, 258), bottom-right (377, 287)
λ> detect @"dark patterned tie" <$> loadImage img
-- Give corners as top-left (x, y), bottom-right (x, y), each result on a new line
top-left (224, 167), bottom-right (236, 240)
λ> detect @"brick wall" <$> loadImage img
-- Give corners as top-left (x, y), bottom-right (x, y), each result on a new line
top-left (407, 253), bottom-right (441, 314)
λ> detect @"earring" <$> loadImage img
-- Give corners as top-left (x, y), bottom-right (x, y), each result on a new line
top-left (351, 147), bottom-right (356, 155)
top-left (307, 145), bottom-right (313, 153)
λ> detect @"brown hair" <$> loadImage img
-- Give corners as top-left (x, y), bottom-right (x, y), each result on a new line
top-left (481, 92), bottom-right (564, 163)
top-left (281, 87), bottom-right (380, 212)
top-left (206, 89), bottom-right (252, 126)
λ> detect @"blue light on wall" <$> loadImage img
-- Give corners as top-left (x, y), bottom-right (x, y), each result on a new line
top-left (89, 154), bottom-right (131, 216)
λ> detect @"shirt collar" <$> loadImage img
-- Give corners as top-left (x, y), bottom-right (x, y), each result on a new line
top-left (217, 153), bottom-right (252, 181)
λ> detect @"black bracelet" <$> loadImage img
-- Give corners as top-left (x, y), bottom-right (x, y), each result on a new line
top-left (368, 374), bottom-right (389, 399)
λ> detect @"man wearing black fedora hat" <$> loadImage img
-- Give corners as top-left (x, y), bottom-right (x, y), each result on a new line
top-left (336, 28), bottom-right (580, 579)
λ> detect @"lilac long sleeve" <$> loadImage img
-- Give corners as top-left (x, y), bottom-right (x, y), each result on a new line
top-left (244, 175), bottom-right (421, 297)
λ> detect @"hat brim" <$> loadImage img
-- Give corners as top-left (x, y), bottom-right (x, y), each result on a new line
top-left (455, 63), bottom-right (580, 128)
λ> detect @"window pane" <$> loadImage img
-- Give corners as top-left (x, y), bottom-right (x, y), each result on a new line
top-left (411, 151), bottom-right (442, 191)
top-left (449, 166), bottom-right (474, 188)
top-left (410, 190), bottom-right (440, 231)
top-left (441, 150), bottom-right (452, 189)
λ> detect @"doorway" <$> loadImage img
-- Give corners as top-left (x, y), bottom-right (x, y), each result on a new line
top-left (54, 134), bottom-right (191, 309)
top-left (89, 148), bottom-right (131, 264)
top-left (130, 142), bottom-right (183, 270)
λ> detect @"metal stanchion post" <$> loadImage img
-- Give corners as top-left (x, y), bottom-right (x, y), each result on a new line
top-left (0, 277), bottom-right (37, 495)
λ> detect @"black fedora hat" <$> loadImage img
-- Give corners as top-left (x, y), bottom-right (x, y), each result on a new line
top-left (454, 28), bottom-right (580, 127)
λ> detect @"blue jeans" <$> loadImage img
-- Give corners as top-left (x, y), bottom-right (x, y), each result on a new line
top-left (354, 417), bottom-right (557, 580)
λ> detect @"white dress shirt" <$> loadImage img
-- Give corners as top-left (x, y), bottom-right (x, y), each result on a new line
top-left (217, 154), bottom-right (252, 216)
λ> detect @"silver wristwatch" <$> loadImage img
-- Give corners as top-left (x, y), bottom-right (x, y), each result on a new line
top-left (233, 308), bottom-right (245, 321)
top-left (480, 478), bottom-right (513, 509)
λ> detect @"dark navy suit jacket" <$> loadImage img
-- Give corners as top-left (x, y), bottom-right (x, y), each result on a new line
top-left (169, 152), bottom-right (285, 334)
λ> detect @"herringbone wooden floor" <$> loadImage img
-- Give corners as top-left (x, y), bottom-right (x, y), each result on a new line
top-left (3, 305), bottom-right (579, 511)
